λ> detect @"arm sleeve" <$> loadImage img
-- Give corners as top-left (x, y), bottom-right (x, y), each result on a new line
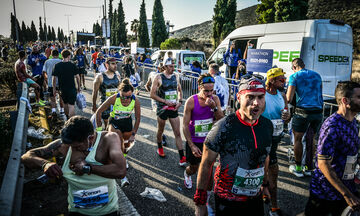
top-left (288, 74), bottom-right (296, 86)
top-left (238, 48), bottom-right (242, 60)
top-left (317, 124), bottom-right (337, 160)
top-left (204, 118), bottom-right (226, 153)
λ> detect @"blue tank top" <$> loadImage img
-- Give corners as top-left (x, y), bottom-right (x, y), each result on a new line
top-left (262, 90), bottom-right (285, 120)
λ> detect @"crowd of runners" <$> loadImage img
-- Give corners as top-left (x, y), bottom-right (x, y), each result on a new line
top-left (7, 41), bottom-right (360, 215)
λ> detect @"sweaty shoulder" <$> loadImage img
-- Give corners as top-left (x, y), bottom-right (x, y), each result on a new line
top-left (101, 131), bottom-right (120, 148)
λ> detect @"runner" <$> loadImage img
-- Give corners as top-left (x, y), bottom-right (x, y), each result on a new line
top-left (183, 73), bottom-right (223, 190)
top-left (209, 63), bottom-right (229, 112)
top-left (194, 75), bottom-right (272, 216)
top-left (150, 58), bottom-right (186, 166)
top-left (91, 48), bottom-right (99, 71)
top-left (286, 58), bottom-right (323, 177)
top-left (21, 116), bottom-right (126, 216)
top-left (96, 52), bottom-right (106, 73)
top-left (73, 47), bottom-right (88, 90)
top-left (95, 78), bottom-right (141, 187)
top-left (262, 68), bottom-right (290, 216)
top-left (52, 49), bottom-right (80, 119)
top-left (305, 81), bottom-right (360, 215)
top-left (92, 57), bottom-right (121, 128)
top-left (42, 49), bottom-right (64, 115)
top-left (14, 50), bottom-right (44, 106)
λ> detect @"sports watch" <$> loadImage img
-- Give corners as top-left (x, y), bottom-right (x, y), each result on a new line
top-left (82, 164), bottom-right (91, 174)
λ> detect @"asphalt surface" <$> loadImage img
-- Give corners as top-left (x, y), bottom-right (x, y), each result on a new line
top-left (78, 70), bottom-right (311, 216)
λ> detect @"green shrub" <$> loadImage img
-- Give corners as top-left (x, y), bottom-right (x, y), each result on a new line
top-left (0, 49), bottom-right (18, 97)
top-left (160, 38), bottom-right (181, 50)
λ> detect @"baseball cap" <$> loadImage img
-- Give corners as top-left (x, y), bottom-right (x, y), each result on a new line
top-left (106, 57), bottom-right (116, 64)
top-left (164, 58), bottom-right (174, 66)
top-left (238, 74), bottom-right (265, 94)
top-left (266, 68), bottom-right (285, 80)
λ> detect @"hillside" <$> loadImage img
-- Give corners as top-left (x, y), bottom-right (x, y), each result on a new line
top-left (171, 5), bottom-right (258, 41)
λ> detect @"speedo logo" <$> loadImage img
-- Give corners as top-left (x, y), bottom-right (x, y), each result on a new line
top-left (81, 189), bottom-right (101, 197)
top-left (318, 55), bottom-right (349, 63)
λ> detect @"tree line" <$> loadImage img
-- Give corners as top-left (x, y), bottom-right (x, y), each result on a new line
top-left (92, 0), bottom-right (168, 48)
top-left (10, 13), bottom-right (66, 43)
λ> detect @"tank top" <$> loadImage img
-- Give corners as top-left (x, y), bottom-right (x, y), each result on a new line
top-left (99, 72), bottom-right (120, 103)
top-left (62, 132), bottom-right (118, 215)
top-left (156, 73), bottom-right (178, 108)
top-left (189, 95), bottom-right (214, 143)
top-left (262, 90), bottom-right (285, 137)
top-left (110, 93), bottom-right (135, 120)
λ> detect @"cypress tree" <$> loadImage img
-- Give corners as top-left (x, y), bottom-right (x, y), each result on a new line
top-left (117, 0), bottom-right (127, 46)
top-left (111, 9), bottom-right (118, 45)
top-left (47, 26), bottom-right (51, 41)
top-left (256, 0), bottom-right (276, 23)
top-left (131, 19), bottom-right (139, 39)
top-left (274, 0), bottom-right (308, 22)
top-left (212, 0), bottom-right (236, 47)
top-left (10, 13), bottom-right (16, 42)
top-left (51, 27), bottom-right (56, 41)
top-left (21, 21), bottom-right (27, 42)
top-left (151, 0), bottom-right (167, 48)
top-left (31, 21), bottom-right (37, 41)
top-left (220, 0), bottom-right (236, 40)
top-left (57, 27), bottom-right (61, 41)
top-left (16, 18), bottom-right (22, 43)
top-left (108, 0), bottom-right (113, 26)
top-left (138, 0), bottom-right (149, 48)
top-left (26, 26), bottom-right (32, 42)
top-left (39, 17), bottom-right (44, 41)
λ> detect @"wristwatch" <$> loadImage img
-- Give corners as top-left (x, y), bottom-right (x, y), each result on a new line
top-left (212, 107), bottom-right (218, 112)
top-left (82, 164), bottom-right (91, 174)
top-left (131, 131), bottom-right (136, 136)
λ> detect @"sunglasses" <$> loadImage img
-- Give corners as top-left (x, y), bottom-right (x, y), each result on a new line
top-left (277, 78), bottom-right (286, 83)
top-left (120, 95), bottom-right (133, 100)
top-left (200, 76), bottom-right (215, 85)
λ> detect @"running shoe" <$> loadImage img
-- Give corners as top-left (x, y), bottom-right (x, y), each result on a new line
top-left (179, 156), bottom-right (187, 167)
top-left (157, 147), bottom-right (165, 157)
top-left (162, 134), bottom-right (167, 146)
top-left (269, 208), bottom-right (283, 216)
top-left (289, 165), bottom-right (304, 177)
top-left (184, 170), bottom-right (192, 189)
top-left (302, 165), bottom-right (312, 176)
top-left (120, 177), bottom-right (130, 187)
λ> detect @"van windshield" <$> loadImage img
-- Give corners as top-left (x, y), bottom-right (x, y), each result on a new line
top-left (183, 54), bottom-right (207, 69)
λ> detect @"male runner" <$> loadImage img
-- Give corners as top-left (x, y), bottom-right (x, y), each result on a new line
top-left (92, 57), bottom-right (121, 128)
top-left (262, 68), bottom-right (290, 216)
top-left (21, 116), bottom-right (126, 215)
top-left (286, 58), bottom-right (323, 177)
top-left (194, 75), bottom-right (272, 216)
top-left (150, 58), bottom-right (186, 166)
top-left (183, 74), bottom-right (223, 190)
top-left (52, 49), bottom-right (80, 119)
top-left (95, 79), bottom-right (141, 187)
top-left (305, 81), bottom-right (360, 215)
top-left (43, 49), bottom-right (64, 115)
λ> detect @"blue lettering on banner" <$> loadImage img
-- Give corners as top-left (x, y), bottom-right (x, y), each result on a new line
top-left (246, 49), bottom-right (274, 73)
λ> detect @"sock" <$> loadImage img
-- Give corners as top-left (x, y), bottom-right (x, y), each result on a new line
top-left (51, 108), bottom-right (56, 113)
top-left (123, 153), bottom-right (127, 157)
top-left (157, 142), bottom-right (162, 148)
top-left (271, 207), bottom-right (280, 212)
top-left (178, 150), bottom-right (184, 159)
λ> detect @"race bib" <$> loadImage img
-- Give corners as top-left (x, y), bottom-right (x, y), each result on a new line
top-left (73, 185), bottom-right (109, 208)
top-left (105, 88), bottom-right (117, 99)
top-left (231, 167), bottom-right (264, 196)
top-left (343, 154), bottom-right (357, 180)
top-left (271, 119), bottom-right (284, 137)
top-left (194, 118), bottom-right (213, 137)
top-left (165, 90), bottom-right (177, 103)
top-left (113, 110), bottom-right (131, 119)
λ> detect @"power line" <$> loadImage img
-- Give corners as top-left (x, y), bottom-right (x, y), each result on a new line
top-left (38, 0), bottom-right (101, 9)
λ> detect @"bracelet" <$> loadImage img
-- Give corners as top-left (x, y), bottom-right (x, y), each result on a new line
top-left (193, 189), bottom-right (207, 205)
top-left (41, 161), bottom-right (49, 171)
top-left (131, 132), bottom-right (136, 136)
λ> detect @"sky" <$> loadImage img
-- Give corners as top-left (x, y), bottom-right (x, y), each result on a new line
top-left (0, 0), bottom-right (258, 37)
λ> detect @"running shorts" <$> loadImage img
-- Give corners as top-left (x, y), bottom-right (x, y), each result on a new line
top-left (186, 141), bottom-right (203, 165)
top-left (109, 117), bottom-right (133, 132)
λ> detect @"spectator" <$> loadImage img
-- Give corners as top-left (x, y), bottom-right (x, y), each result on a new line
top-left (243, 40), bottom-right (254, 60)
top-left (96, 52), bottom-right (106, 73)
top-left (223, 41), bottom-right (242, 78)
top-left (286, 58), bottom-right (323, 177)
top-left (73, 47), bottom-right (88, 90)
top-left (15, 50), bottom-right (44, 106)
top-left (209, 63), bottom-right (229, 112)
top-left (27, 45), bottom-right (47, 100)
top-left (305, 81), bottom-right (360, 215)
top-left (45, 44), bottom-right (52, 59)
top-left (2, 44), bottom-right (9, 61)
top-left (52, 49), bottom-right (80, 119)
top-left (190, 61), bottom-right (202, 94)
top-left (91, 48), bottom-right (99, 71)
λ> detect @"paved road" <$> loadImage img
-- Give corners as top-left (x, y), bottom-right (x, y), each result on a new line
top-left (78, 70), bottom-right (311, 216)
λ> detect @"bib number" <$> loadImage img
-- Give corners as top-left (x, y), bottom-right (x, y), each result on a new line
top-left (343, 154), bottom-right (357, 180)
top-left (231, 167), bottom-right (264, 196)
top-left (105, 88), bottom-right (117, 99)
top-left (114, 110), bottom-right (131, 119)
top-left (165, 90), bottom-right (177, 103)
top-left (73, 186), bottom-right (109, 208)
top-left (194, 118), bottom-right (213, 137)
top-left (271, 119), bottom-right (283, 136)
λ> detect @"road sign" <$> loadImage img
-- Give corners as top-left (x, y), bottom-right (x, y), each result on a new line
top-left (246, 49), bottom-right (273, 73)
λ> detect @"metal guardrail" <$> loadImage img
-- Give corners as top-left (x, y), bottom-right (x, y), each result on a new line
top-left (0, 83), bottom-right (29, 216)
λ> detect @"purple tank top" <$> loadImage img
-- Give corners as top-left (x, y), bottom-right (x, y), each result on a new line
top-left (189, 95), bottom-right (214, 143)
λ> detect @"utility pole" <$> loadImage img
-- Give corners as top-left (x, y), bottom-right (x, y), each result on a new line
top-left (65, 14), bottom-right (72, 37)
top-left (12, 0), bottom-right (19, 42)
top-left (42, 0), bottom-right (47, 41)
top-left (104, 0), bottom-right (108, 39)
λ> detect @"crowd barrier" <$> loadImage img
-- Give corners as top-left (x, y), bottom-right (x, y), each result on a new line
top-left (0, 83), bottom-right (29, 216)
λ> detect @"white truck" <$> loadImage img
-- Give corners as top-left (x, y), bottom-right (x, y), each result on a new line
top-left (207, 19), bottom-right (353, 97)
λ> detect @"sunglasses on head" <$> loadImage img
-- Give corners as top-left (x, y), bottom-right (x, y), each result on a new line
top-left (200, 76), bottom-right (215, 85)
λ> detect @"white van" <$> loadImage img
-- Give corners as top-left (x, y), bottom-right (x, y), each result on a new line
top-left (208, 19), bottom-right (353, 97)
top-left (151, 49), bottom-right (208, 74)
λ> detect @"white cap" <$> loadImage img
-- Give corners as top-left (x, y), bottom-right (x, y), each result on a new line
top-left (164, 58), bottom-right (174, 66)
